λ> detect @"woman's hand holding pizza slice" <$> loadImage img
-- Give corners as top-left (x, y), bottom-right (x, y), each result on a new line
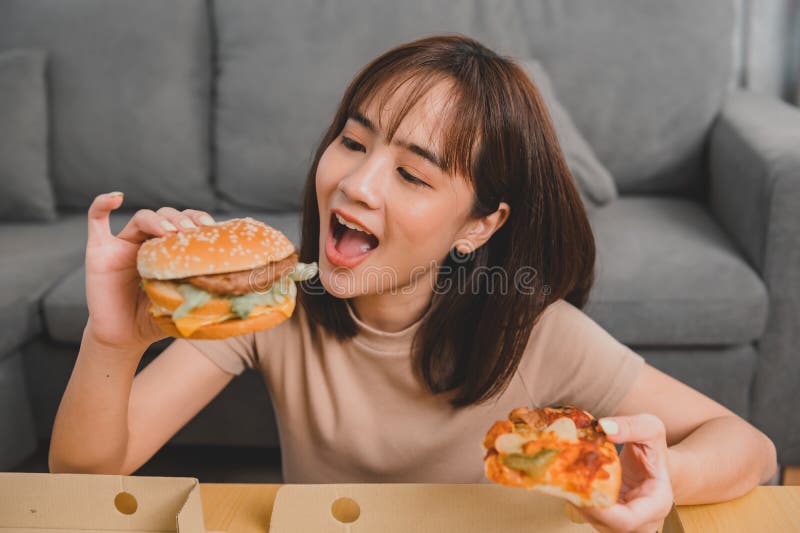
top-left (483, 406), bottom-right (674, 532)
top-left (570, 413), bottom-right (674, 533)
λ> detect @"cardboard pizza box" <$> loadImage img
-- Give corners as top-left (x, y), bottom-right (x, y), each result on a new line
top-left (0, 473), bottom-right (206, 532)
top-left (268, 483), bottom-right (686, 532)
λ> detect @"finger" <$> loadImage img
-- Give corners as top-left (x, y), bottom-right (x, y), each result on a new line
top-left (181, 209), bottom-right (216, 226)
top-left (156, 206), bottom-right (198, 230)
top-left (87, 192), bottom-right (124, 248)
top-left (576, 489), bottom-right (672, 533)
top-left (598, 413), bottom-right (666, 445)
top-left (116, 208), bottom-right (173, 245)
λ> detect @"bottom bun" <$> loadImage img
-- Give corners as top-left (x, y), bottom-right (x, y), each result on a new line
top-left (152, 306), bottom-right (292, 340)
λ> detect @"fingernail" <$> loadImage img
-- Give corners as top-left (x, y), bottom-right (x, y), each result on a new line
top-left (160, 220), bottom-right (178, 231)
top-left (108, 191), bottom-right (123, 197)
top-left (599, 419), bottom-right (618, 435)
top-left (199, 214), bottom-right (215, 225)
top-left (179, 219), bottom-right (196, 229)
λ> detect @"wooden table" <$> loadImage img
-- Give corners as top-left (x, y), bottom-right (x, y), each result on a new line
top-left (676, 486), bottom-right (800, 531)
top-left (199, 484), bottom-right (800, 532)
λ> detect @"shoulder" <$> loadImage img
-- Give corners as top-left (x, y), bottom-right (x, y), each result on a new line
top-left (519, 298), bottom-right (646, 416)
top-left (525, 298), bottom-right (621, 356)
top-left (530, 298), bottom-right (583, 333)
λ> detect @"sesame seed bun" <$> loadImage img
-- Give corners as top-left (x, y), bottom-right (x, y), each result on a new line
top-left (137, 217), bottom-right (295, 280)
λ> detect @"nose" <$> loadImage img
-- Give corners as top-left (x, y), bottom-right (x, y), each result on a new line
top-left (336, 153), bottom-right (387, 210)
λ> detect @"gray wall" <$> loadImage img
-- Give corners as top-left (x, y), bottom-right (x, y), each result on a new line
top-left (735, 0), bottom-right (800, 103)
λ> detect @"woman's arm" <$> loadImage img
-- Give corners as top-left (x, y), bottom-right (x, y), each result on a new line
top-left (49, 323), bottom-right (234, 474)
top-left (613, 363), bottom-right (778, 504)
top-left (571, 363), bottom-right (777, 532)
top-left (51, 194), bottom-right (238, 474)
top-left (49, 325), bottom-right (146, 473)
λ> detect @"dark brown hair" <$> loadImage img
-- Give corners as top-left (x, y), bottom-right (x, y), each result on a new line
top-left (298, 35), bottom-right (595, 407)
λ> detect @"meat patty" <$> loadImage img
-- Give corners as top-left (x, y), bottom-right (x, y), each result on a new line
top-left (182, 253), bottom-right (298, 296)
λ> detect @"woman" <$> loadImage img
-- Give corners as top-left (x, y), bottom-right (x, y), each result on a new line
top-left (50, 35), bottom-right (776, 532)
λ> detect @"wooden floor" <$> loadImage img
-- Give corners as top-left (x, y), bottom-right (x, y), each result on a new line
top-left (14, 441), bottom-right (284, 483)
top-left (784, 466), bottom-right (800, 485)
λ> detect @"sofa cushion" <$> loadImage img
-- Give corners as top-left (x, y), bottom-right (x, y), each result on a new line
top-left (585, 196), bottom-right (769, 346)
top-left (0, 213), bottom-right (90, 357)
top-left (43, 211), bottom-right (301, 344)
top-left (0, 1), bottom-right (216, 211)
top-left (0, 209), bottom-right (153, 355)
top-left (22, 337), bottom-right (280, 447)
top-left (520, 59), bottom-right (617, 206)
top-left (0, 350), bottom-right (37, 469)
top-left (642, 345), bottom-right (757, 418)
top-left (212, 0), bottom-right (733, 209)
top-left (0, 49), bottom-right (56, 221)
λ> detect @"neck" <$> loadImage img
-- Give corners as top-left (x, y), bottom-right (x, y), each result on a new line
top-left (350, 282), bottom-right (433, 333)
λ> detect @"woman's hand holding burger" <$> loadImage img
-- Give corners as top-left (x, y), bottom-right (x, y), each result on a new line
top-left (84, 191), bottom-right (216, 353)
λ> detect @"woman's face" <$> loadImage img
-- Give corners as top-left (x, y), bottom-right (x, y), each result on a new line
top-left (315, 81), bottom-right (479, 298)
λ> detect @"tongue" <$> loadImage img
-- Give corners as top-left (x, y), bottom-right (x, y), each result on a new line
top-left (336, 228), bottom-right (377, 257)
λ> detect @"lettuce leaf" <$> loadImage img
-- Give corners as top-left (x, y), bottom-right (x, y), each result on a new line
top-left (288, 262), bottom-right (318, 281)
top-left (173, 284), bottom-right (212, 320)
top-left (230, 278), bottom-right (297, 319)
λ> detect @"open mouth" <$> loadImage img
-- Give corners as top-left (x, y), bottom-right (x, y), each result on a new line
top-left (325, 212), bottom-right (380, 268)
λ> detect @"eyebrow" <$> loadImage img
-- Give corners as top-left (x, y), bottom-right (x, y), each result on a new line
top-left (350, 111), bottom-right (444, 170)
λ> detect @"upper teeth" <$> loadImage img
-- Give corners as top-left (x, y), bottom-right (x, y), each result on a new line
top-left (336, 213), bottom-right (372, 234)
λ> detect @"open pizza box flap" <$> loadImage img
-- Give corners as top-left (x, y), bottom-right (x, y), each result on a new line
top-left (0, 473), bottom-right (205, 532)
top-left (268, 483), bottom-right (685, 532)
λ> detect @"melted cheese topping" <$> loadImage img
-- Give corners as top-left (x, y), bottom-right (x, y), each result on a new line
top-left (153, 296), bottom-right (295, 337)
top-left (174, 312), bottom-right (237, 337)
top-left (545, 417), bottom-right (579, 442)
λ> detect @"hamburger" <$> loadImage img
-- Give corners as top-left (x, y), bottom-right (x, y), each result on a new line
top-left (136, 217), bottom-right (317, 339)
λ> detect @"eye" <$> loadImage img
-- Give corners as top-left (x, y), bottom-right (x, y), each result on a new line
top-left (398, 167), bottom-right (430, 188)
top-left (340, 136), bottom-right (365, 152)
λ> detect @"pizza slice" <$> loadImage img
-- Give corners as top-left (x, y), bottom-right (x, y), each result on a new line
top-left (482, 405), bottom-right (621, 507)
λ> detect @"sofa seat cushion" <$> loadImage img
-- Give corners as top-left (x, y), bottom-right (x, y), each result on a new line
top-left (585, 196), bottom-right (768, 346)
top-left (0, 213), bottom-right (92, 356)
top-left (22, 337), bottom-right (280, 447)
top-left (43, 210), bottom-right (301, 345)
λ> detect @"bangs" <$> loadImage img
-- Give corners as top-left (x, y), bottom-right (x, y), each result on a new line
top-left (345, 68), bottom-right (484, 182)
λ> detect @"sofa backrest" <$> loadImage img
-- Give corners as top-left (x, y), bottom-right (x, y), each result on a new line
top-left (213, 0), bottom-right (735, 210)
top-left (0, 0), bottom-right (217, 210)
top-left (1, 1), bottom-right (735, 212)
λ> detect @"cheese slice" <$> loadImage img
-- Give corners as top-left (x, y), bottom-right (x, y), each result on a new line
top-left (174, 312), bottom-right (238, 337)
top-left (171, 296), bottom-right (296, 337)
top-left (251, 297), bottom-right (295, 319)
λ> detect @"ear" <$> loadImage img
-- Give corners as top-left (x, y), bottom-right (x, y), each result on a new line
top-left (453, 202), bottom-right (510, 254)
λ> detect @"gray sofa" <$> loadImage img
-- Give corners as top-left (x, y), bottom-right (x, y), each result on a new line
top-left (1, 0), bottom-right (798, 473)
